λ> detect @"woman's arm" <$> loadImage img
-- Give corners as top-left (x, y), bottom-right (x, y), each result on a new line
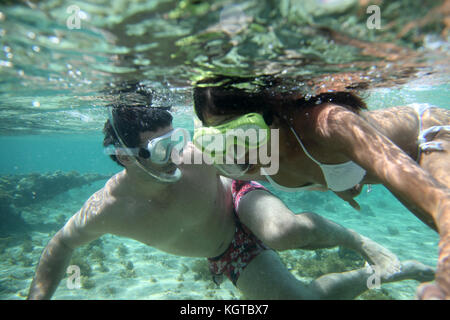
top-left (312, 104), bottom-right (450, 299)
top-left (314, 104), bottom-right (449, 232)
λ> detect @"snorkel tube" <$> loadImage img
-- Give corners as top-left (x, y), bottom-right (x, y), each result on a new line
top-left (106, 106), bottom-right (183, 183)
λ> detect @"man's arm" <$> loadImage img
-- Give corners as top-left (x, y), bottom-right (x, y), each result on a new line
top-left (27, 229), bottom-right (78, 300)
top-left (27, 189), bottom-right (108, 300)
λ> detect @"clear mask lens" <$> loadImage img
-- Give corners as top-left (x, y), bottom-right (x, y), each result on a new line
top-left (147, 128), bottom-right (190, 165)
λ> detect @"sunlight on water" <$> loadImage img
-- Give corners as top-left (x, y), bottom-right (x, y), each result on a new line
top-left (0, 0), bottom-right (448, 135)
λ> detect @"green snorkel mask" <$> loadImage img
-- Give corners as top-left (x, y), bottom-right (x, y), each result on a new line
top-left (193, 113), bottom-right (270, 161)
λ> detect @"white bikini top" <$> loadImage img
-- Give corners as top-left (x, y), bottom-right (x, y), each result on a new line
top-left (262, 126), bottom-right (366, 192)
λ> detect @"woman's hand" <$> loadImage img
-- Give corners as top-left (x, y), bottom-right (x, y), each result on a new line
top-left (333, 184), bottom-right (363, 211)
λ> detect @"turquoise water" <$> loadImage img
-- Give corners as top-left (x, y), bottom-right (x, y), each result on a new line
top-left (0, 0), bottom-right (449, 300)
top-left (0, 123), bottom-right (441, 300)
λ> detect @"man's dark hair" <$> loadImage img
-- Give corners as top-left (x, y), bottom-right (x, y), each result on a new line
top-left (103, 105), bottom-right (173, 167)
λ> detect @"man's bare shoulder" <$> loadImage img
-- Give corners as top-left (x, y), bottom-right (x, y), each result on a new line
top-left (77, 172), bottom-right (125, 223)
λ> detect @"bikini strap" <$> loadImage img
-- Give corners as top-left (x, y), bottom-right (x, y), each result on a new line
top-left (288, 126), bottom-right (323, 166)
top-left (410, 103), bottom-right (431, 134)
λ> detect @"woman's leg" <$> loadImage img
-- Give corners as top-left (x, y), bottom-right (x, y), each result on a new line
top-left (237, 250), bottom-right (434, 300)
top-left (238, 189), bottom-right (401, 274)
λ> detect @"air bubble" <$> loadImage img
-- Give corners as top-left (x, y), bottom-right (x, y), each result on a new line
top-left (27, 31), bottom-right (36, 39)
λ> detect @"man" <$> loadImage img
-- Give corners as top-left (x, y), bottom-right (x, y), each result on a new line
top-left (27, 105), bottom-right (433, 300)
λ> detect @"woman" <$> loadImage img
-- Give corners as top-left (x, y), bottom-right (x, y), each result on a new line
top-left (192, 76), bottom-right (450, 299)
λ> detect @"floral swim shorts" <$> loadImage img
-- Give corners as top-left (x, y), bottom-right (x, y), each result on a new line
top-left (207, 180), bottom-right (270, 286)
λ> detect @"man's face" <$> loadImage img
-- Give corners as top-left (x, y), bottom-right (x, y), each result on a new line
top-left (137, 125), bottom-right (178, 175)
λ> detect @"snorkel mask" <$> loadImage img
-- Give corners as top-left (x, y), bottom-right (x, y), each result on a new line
top-left (193, 113), bottom-right (270, 177)
top-left (105, 108), bottom-right (190, 183)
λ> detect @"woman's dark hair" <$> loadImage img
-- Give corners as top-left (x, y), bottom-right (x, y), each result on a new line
top-left (103, 105), bottom-right (173, 167)
top-left (193, 76), bottom-right (367, 124)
